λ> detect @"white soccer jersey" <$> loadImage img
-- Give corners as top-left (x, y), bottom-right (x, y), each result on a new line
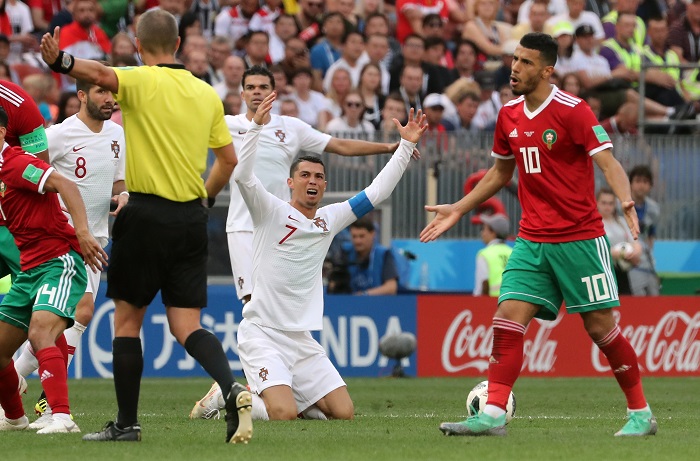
top-left (225, 114), bottom-right (331, 232)
top-left (234, 120), bottom-right (416, 331)
top-left (47, 115), bottom-right (126, 247)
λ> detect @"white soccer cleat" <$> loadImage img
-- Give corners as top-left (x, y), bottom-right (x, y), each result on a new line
top-left (190, 382), bottom-right (225, 419)
top-left (36, 414), bottom-right (80, 434)
top-left (0, 415), bottom-right (29, 431)
top-left (28, 412), bottom-right (54, 430)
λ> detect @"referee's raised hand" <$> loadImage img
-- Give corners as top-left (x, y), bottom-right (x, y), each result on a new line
top-left (253, 91), bottom-right (276, 125)
top-left (40, 26), bottom-right (61, 68)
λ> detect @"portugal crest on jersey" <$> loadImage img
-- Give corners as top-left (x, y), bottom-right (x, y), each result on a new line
top-left (313, 217), bottom-right (328, 232)
top-left (275, 130), bottom-right (286, 143)
top-left (111, 141), bottom-right (120, 158)
top-left (542, 129), bottom-right (557, 150)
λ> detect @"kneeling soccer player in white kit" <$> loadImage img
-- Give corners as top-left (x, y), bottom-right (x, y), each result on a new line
top-left (230, 92), bottom-right (426, 420)
top-left (12, 79), bottom-right (127, 428)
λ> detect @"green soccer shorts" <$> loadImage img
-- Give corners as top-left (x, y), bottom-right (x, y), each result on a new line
top-left (0, 250), bottom-right (87, 331)
top-left (499, 236), bottom-right (620, 320)
top-left (0, 226), bottom-right (20, 280)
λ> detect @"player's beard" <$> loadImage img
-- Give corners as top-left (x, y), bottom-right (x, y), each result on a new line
top-left (86, 98), bottom-right (113, 121)
top-left (511, 74), bottom-right (539, 96)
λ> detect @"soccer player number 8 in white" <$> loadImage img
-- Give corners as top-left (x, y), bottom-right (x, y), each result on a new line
top-left (519, 147), bottom-right (541, 174)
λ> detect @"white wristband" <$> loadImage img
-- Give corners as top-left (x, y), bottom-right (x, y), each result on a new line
top-left (119, 191), bottom-right (130, 196)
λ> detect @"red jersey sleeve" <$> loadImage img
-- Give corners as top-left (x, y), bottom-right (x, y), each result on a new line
top-left (491, 108), bottom-right (514, 158)
top-left (570, 102), bottom-right (613, 156)
top-left (2, 149), bottom-right (53, 194)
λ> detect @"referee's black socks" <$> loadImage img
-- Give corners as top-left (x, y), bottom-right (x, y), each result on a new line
top-left (113, 337), bottom-right (143, 428)
top-left (184, 329), bottom-right (234, 399)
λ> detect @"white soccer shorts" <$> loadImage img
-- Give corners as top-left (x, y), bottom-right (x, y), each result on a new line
top-left (237, 319), bottom-right (346, 413)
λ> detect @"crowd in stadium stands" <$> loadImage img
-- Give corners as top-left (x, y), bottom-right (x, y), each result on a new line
top-left (1, 0), bottom-right (699, 135)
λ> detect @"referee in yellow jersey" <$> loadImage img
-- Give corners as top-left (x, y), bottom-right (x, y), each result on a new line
top-left (40, 9), bottom-right (252, 444)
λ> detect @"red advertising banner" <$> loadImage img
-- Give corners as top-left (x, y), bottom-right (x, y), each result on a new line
top-left (417, 295), bottom-right (700, 377)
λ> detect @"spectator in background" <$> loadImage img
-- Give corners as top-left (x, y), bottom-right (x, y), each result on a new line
top-left (279, 97), bottom-right (299, 117)
top-left (296, 0), bottom-right (325, 44)
top-left (184, 49), bottom-right (212, 84)
top-left (310, 12), bottom-right (344, 79)
top-left (361, 33), bottom-right (391, 93)
top-left (48, 0), bottom-right (73, 31)
top-left (269, 63), bottom-right (293, 100)
top-left (597, 187), bottom-right (641, 295)
top-left (552, 21), bottom-right (575, 77)
top-left (511, 0), bottom-right (552, 41)
top-left (214, 55), bottom-right (245, 100)
top-left (178, 32), bottom-right (207, 61)
top-left (326, 89), bottom-right (375, 136)
top-left (30, 0), bottom-right (62, 33)
top-left (395, 0), bottom-right (449, 43)
top-left (363, 12), bottom-right (400, 65)
top-left (336, 0), bottom-right (363, 30)
top-left (249, 0), bottom-right (283, 37)
top-left (223, 91), bottom-right (242, 115)
top-left (5, 0), bottom-right (36, 59)
top-left (398, 64), bottom-right (424, 116)
top-left (214, 0), bottom-right (261, 51)
top-left (358, 62), bottom-right (385, 130)
top-left (561, 71), bottom-right (583, 96)
top-left (473, 70), bottom-right (501, 130)
top-left (452, 90), bottom-right (480, 131)
top-left (422, 13), bottom-right (453, 66)
top-left (58, 0), bottom-right (111, 89)
top-left (325, 66), bottom-right (352, 117)
top-left (473, 214), bottom-right (512, 297)
top-left (669, 0), bottom-right (700, 63)
top-left (188, 0), bottom-right (220, 39)
top-left (331, 216), bottom-right (400, 295)
top-left (448, 39), bottom-right (478, 82)
top-left (600, 100), bottom-right (639, 135)
top-left (242, 30), bottom-right (269, 69)
top-left (627, 165), bottom-right (661, 296)
top-left (110, 32), bottom-right (136, 63)
top-left (279, 36), bottom-right (312, 83)
top-left (323, 29), bottom-right (365, 92)
top-left (178, 11), bottom-right (203, 42)
top-left (547, 0), bottom-right (605, 44)
top-left (23, 73), bottom-right (59, 123)
top-left (494, 39), bottom-right (518, 89)
top-left (268, 14), bottom-right (299, 64)
top-left (462, 0), bottom-right (512, 69)
top-left (517, 0), bottom-right (569, 24)
top-left (381, 92), bottom-right (408, 133)
top-left (601, 0), bottom-right (647, 48)
top-left (207, 35), bottom-right (233, 85)
top-left (55, 90), bottom-right (80, 123)
top-left (0, 59), bottom-right (10, 80)
top-left (291, 66), bottom-right (332, 129)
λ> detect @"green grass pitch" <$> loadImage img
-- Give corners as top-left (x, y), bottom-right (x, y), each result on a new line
top-left (2, 377), bottom-right (698, 460)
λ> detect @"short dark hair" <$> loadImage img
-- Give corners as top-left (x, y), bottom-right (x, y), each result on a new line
top-left (519, 32), bottom-right (558, 67)
top-left (136, 9), bottom-right (179, 55)
top-left (349, 216), bottom-right (375, 232)
top-left (242, 65), bottom-right (276, 89)
top-left (384, 92), bottom-right (404, 107)
top-left (290, 155), bottom-right (325, 177)
top-left (629, 165), bottom-right (653, 186)
top-left (0, 106), bottom-right (7, 128)
top-left (75, 79), bottom-right (93, 94)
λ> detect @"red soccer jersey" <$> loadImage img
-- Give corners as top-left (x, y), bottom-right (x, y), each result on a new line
top-left (492, 87), bottom-right (613, 243)
top-left (0, 81), bottom-right (46, 151)
top-left (0, 144), bottom-right (82, 271)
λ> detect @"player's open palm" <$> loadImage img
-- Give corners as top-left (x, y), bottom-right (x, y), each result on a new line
top-left (419, 203), bottom-right (462, 242)
top-left (253, 92), bottom-right (276, 125)
top-left (40, 26), bottom-right (61, 67)
top-left (620, 200), bottom-right (640, 240)
top-left (394, 108), bottom-right (428, 143)
top-left (77, 232), bottom-right (109, 274)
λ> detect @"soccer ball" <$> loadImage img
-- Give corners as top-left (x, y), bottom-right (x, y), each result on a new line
top-left (466, 380), bottom-right (516, 424)
top-left (611, 242), bottom-right (634, 271)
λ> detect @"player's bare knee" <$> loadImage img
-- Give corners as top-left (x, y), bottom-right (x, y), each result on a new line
top-left (331, 403), bottom-right (354, 420)
top-left (267, 403), bottom-right (298, 420)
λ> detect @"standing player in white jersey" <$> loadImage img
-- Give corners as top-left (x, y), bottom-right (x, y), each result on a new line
top-left (421, 33), bottom-right (656, 437)
top-left (232, 92), bottom-right (425, 421)
top-left (190, 65), bottom-right (419, 419)
top-left (12, 78), bottom-right (127, 429)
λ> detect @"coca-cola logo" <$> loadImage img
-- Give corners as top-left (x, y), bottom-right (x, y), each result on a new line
top-left (441, 309), bottom-right (559, 373)
top-left (592, 310), bottom-right (700, 373)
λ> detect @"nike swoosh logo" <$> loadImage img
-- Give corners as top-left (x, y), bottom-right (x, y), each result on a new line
top-left (238, 130), bottom-right (247, 135)
top-left (288, 215), bottom-right (300, 222)
top-left (72, 146), bottom-right (86, 152)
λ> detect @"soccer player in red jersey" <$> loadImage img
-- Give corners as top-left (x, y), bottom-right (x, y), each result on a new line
top-left (0, 105), bottom-right (107, 434)
top-left (421, 33), bottom-right (657, 437)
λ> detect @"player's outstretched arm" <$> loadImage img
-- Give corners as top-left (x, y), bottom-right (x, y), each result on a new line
top-left (593, 149), bottom-right (639, 239)
top-left (420, 157), bottom-right (515, 242)
top-left (393, 108), bottom-right (428, 143)
top-left (40, 27), bottom-right (118, 93)
top-left (233, 91), bottom-right (276, 185)
top-left (44, 171), bottom-right (108, 273)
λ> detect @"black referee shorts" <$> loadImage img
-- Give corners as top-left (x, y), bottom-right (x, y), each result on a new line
top-left (107, 193), bottom-right (208, 308)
